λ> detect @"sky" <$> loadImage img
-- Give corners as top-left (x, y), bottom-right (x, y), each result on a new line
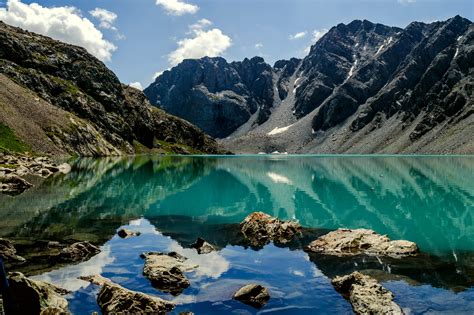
top-left (0, 0), bottom-right (472, 90)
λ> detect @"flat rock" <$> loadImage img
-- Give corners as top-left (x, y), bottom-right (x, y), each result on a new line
top-left (0, 174), bottom-right (32, 195)
top-left (191, 237), bottom-right (215, 254)
top-left (7, 272), bottom-right (70, 314)
top-left (0, 238), bottom-right (25, 263)
top-left (141, 251), bottom-right (198, 296)
top-left (306, 229), bottom-right (418, 258)
top-left (233, 284), bottom-right (270, 309)
top-left (57, 241), bottom-right (101, 262)
top-left (332, 271), bottom-right (403, 315)
top-left (117, 228), bottom-right (141, 238)
top-left (240, 212), bottom-right (302, 247)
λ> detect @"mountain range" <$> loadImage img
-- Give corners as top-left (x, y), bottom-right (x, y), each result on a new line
top-left (145, 16), bottom-right (473, 154)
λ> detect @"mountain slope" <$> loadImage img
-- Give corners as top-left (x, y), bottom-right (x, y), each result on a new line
top-left (0, 21), bottom-right (219, 156)
top-left (145, 16), bottom-right (473, 154)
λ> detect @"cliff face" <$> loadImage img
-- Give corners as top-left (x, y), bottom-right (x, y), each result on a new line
top-left (0, 21), bottom-right (219, 156)
top-left (145, 16), bottom-right (473, 154)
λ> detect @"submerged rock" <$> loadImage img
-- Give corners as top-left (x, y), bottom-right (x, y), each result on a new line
top-left (7, 272), bottom-right (70, 314)
top-left (240, 212), bottom-right (302, 247)
top-left (141, 251), bottom-right (197, 296)
top-left (306, 229), bottom-right (418, 258)
top-left (57, 241), bottom-right (101, 262)
top-left (0, 174), bottom-right (32, 195)
top-left (117, 228), bottom-right (141, 238)
top-left (233, 284), bottom-right (270, 309)
top-left (332, 272), bottom-right (403, 315)
top-left (191, 237), bottom-right (215, 254)
top-left (0, 238), bottom-right (25, 263)
top-left (80, 274), bottom-right (175, 314)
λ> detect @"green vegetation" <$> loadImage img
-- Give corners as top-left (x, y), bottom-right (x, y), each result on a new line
top-left (0, 163), bottom-right (17, 169)
top-left (0, 123), bottom-right (30, 153)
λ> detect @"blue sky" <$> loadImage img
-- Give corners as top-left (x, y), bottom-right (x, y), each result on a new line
top-left (0, 0), bottom-right (473, 89)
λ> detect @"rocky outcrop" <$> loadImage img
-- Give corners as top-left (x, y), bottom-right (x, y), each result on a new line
top-left (190, 237), bottom-right (215, 254)
top-left (0, 174), bottom-right (32, 195)
top-left (306, 229), bottom-right (418, 258)
top-left (117, 228), bottom-right (141, 238)
top-left (0, 238), bottom-right (25, 263)
top-left (7, 272), bottom-right (70, 314)
top-left (332, 272), bottom-right (403, 315)
top-left (80, 275), bottom-right (175, 314)
top-left (233, 284), bottom-right (270, 309)
top-left (56, 241), bottom-right (101, 262)
top-left (240, 212), bottom-right (302, 247)
top-left (141, 251), bottom-right (197, 295)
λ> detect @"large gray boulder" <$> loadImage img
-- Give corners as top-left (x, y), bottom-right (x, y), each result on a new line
top-left (191, 237), bottom-right (215, 254)
top-left (0, 174), bottom-right (32, 195)
top-left (0, 238), bottom-right (25, 263)
top-left (233, 284), bottom-right (270, 309)
top-left (57, 241), bottom-right (101, 262)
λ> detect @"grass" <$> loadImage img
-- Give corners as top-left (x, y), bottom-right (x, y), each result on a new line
top-left (0, 123), bottom-right (30, 153)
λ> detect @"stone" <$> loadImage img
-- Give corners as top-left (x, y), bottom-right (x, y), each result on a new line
top-left (7, 272), bottom-right (70, 314)
top-left (141, 251), bottom-right (198, 296)
top-left (306, 228), bottom-right (418, 258)
top-left (0, 174), bottom-right (32, 195)
top-left (191, 237), bottom-right (215, 254)
top-left (332, 272), bottom-right (403, 315)
top-left (240, 212), bottom-right (302, 247)
top-left (0, 238), bottom-right (25, 263)
top-left (117, 228), bottom-right (141, 238)
top-left (233, 284), bottom-right (270, 309)
top-left (57, 241), bottom-right (101, 262)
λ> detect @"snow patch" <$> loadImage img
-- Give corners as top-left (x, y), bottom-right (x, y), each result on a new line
top-left (454, 48), bottom-right (459, 58)
top-left (457, 36), bottom-right (463, 42)
top-left (268, 124), bottom-right (294, 135)
top-left (376, 44), bottom-right (384, 55)
top-left (267, 172), bottom-right (292, 184)
top-left (355, 42), bottom-right (359, 48)
top-left (387, 36), bottom-right (393, 45)
top-left (347, 59), bottom-right (358, 78)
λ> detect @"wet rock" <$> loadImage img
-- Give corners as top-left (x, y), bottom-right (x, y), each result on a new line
top-left (80, 274), bottom-right (175, 314)
top-left (332, 272), bottom-right (403, 315)
top-left (179, 312), bottom-right (194, 315)
top-left (7, 272), bottom-right (70, 314)
top-left (57, 241), bottom-right (101, 262)
top-left (0, 174), bottom-right (32, 195)
top-left (240, 212), bottom-right (302, 247)
top-left (306, 228), bottom-right (418, 258)
top-left (0, 238), bottom-right (25, 263)
top-left (47, 241), bottom-right (62, 248)
top-left (233, 284), bottom-right (270, 309)
top-left (117, 228), bottom-right (141, 238)
top-left (141, 251), bottom-right (198, 296)
top-left (191, 237), bottom-right (215, 254)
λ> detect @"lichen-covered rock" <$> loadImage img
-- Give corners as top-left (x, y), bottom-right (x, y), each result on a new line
top-left (141, 251), bottom-right (197, 296)
top-left (233, 284), bottom-right (270, 309)
top-left (0, 238), bottom-right (25, 263)
top-left (0, 174), bottom-right (32, 195)
top-left (332, 272), bottom-right (403, 315)
top-left (117, 228), bottom-right (141, 238)
top-left (7, 272), bottom-right (70, 314)
top-left (240, 212), bottom-right (302, 247)
top-left (57, 241), bottom-right (101, 262)
top-left (191, 237), bottom-right (215, 254)
top-left (306, 228), bottom-right (418, 258)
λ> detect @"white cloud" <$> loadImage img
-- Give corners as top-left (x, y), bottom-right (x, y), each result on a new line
top-left (0, 0), bottom-right (116, 62)
top-left (156, 0), bottom-right (198, 16)
top-left (89, 8), bottom-right (117, 30)
top-left (398, 0), bottom-right (416, 4)
top-left (312, 29), bottom-right (328, 42)
top-left (153, 71), bottom-right (164, 79)
top-left (168, 19), bottom-right (232, 66)
top-left (129, 82), bottom-right (143, 90)
top-left (289, 31), bottom-right (307, 40)
top-left (255, 43), bottom-right (263, 49)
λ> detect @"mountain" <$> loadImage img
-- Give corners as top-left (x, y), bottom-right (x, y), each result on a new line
top-left (0, 21), bottom-right (220, 157)
top-left (145, 16), bottom-right (473, 154)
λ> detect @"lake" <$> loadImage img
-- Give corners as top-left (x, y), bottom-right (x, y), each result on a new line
top-left (1, 155), bottom-right (473, 314)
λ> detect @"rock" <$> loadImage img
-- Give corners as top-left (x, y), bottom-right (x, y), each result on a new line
top-left (57, 163), bottom-right (71, 174)
top-left (79, 274), bottom-right (175, 314)
top-left (179, 312), bottom-right (194, 315)
top-left (141, 251), bottom-right (198, 296)
top-left (233, 284), bottom-right (270, 309)
top-left (240, 212), bottom-right (302, 247)
top-left (0, 174), bottom-right (32, 195)
top-left (117, 228), bottom-right (141, 238)
top-left (57, 241), bottom-right (101, 262)
top-left (332, 272), bottom-right (403, 315)
top-left (47, 241), bottom-right (62, 248)
top-left (7, 272), bottom-right (70, 314)
top-left (306, 228), bottom-right (418, 258)
top-left (191, 237), bottom-right (215, 254)
top-left (0, 238), bottom-right (25, 263)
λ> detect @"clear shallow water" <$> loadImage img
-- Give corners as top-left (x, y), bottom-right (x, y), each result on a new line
top-left (0, 155), bottom-right (473, 314)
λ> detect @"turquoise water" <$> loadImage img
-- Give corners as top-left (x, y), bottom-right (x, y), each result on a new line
top-left (0, 155), bottom-right (473, 314)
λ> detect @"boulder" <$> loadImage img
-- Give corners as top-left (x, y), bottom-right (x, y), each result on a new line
top-left (117, 228), bottom-right (141, 238)
top-left (79, 274), bottom-right (175, 314)
top-left (0, 174), bottom-right (32, 195)
top-left (306, 229), bottom-right (418, 258)
top-left (7, 272), bottom-right (70, 314)
top-left (191, 237), bottom-right (215, 254)
top-left (141, 252), bottom-right (197, 296)
top-left (0, 238), bottom-right (25, 263)
top-left (233, 284), bottom-right (270, 309)
top-left (240, 212), bottom-right (302, 247)
top-left (332, 272), bottom-right (404, 315)
top-left (57, 241), bottom-right (101, 262)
